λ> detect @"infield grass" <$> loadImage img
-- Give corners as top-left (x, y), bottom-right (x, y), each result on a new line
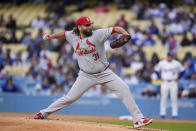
top-left (83, 120), bottom-right (196, 131)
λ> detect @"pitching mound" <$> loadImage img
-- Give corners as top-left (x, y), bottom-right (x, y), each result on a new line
top-left (0, 112), bottom-right (161, 131)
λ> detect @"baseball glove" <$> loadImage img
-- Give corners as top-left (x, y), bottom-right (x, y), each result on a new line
top-left (110, 35), bottom-right (131, 49)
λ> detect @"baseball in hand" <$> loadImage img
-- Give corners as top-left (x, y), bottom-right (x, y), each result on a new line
top-left (43, 34), bottom-right (50, 40)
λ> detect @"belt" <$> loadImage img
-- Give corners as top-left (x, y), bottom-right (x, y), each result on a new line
top-left (81, 64), bottom-right (110, 74)
top-left (164, 80), bottom-right (175, 82)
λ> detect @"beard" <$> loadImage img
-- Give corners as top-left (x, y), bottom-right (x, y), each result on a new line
top-left (82, 29), bottom-right (92, 37)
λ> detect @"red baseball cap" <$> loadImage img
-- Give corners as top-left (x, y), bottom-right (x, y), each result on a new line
top-left (76, 16), bottom-right (94, 26)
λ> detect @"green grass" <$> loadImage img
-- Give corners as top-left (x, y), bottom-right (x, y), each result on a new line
top-left (83, 120), bottom-right (196, 131)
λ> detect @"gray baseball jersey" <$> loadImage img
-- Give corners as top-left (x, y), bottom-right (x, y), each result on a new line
top-left (64, 27), bottom-right (114, 74)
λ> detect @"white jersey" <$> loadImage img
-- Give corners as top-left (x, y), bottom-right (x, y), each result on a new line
top-left (65, 27), bottom-right (115, 74)
top-left (155, 59), bottom-right (184, 80)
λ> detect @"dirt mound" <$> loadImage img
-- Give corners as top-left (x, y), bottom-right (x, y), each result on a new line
top-left (0, 112), bottom-right (161, 131)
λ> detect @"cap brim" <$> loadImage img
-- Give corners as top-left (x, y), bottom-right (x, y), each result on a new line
top-left (77, 22), bottom-right (94, 26)
top-left (84, 22), bottom-right (94, 25)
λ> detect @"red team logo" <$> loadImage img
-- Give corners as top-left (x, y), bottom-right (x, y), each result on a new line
top-left (75, 40), bottom-right (99, 61)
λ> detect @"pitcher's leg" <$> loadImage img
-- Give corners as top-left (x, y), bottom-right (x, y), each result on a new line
top-left (160, 82), bottom-right (169, 117)
top-left (103, 73), bottom-right (143, 123)
top-left (170, 82), bottom-right (178, 117)
top-left (40, 72), bottom-right (96, 118)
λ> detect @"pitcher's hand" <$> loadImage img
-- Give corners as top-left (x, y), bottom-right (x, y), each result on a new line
top-left (43, 34), bottom-right (50, 40)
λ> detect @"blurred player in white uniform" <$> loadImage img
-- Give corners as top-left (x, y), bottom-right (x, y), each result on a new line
top-left (33, 16), bottom-right (152, 128)
top-left (155, 52), bottom-right (184, 119)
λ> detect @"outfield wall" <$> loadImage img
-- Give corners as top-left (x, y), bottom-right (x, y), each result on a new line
top-left (0, 93), bottom-right (196, 119)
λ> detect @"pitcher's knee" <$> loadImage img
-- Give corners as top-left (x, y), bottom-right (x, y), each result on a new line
top-left (63, 95), bottom-right (77, 105)
top-left (121, 85), bottom-right (130, 93)
top-left (118, 85), bottom-right (130, 99)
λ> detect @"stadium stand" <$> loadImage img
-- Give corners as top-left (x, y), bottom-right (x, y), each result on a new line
top-left (0, 0), bottom-right (196, 99)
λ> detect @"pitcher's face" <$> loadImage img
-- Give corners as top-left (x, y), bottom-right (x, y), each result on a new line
top-left (79, 24), bottom-right (92, 37)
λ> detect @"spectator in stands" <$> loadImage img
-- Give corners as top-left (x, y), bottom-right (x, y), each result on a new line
top-left (178, 87), bottom-right (184, 98)
top-left (180, 14), bottom-right (191, 32)
top-left (34, 29), bottom-right (44, 45)
top-left (47, 29), bottom-right (60, 51)
top-left (31, 16), bottom-right (45, 29)
top-left (8, 31), bottom-right (18, 43)
top-left (188, 84), bottom-right (196, 98)
top-left (95, 1), bottom-right (108, 13)
top-left (184, 60), bottom-right (194, 79)
top-left (116, 14), bottom-right (128, 31)
top-left (43, 17), bottom-right (51, 28)
top-left (181, 90), bottom-right (189, 98)
top-left (5, 15), bottom-right (16, 31)
top-left (124, 73), bottom-right (139, 85)
top-left (2, 77), bottom-right (20, 93)
top-left (63, 68), bottom-right (77, 89)
top-left (191, 72), bottom-right (196, 80)
top-left (0, 42), bottom-right (4, 75)
top-left (20, 32), bottom-right (32, 44)
top-left (3, 49), bottom-right (15, 66)
top-left (26, 69), bottom-right (39, 83)
top-left (169, 20), bottom-right (183, 35)
top-left (54, 1), bottom-right (65, 18)
top-left (35, 78), bottom-right (51, 95)
top-left (142, 85), bottom-right (157, 97)
top-left (13, 51), bottom-right (27, 66)
top-left (137, 3), bottom-right (152, 20)
top-left (137, 6), bottom-right (145, 20)
top-left (0, 64), bottom-right (5, 78)
top-left (182, 52), bottom-right (195, 79)
top-left (0, 30), bottom-right (8, 43)
top-left (45, 2), bottom-right (55, 16)
top-left (191, 33), bottom-right (196, 46)
top-left (131, 27), bottom-right (144, 46)
top-left (64, 19), bottom-right (75, 31)
top-left (40, 45), bottom-right (51, 59)
top-left (0, 41), bottom-right (6, 56)
top-left (180, 33), bottom-right (191, 46)
top-left (130, 0), bottom-right (142, 14)
top-left (160, 27), bottom-right (169, 45)
top-left (130, 54), bottom-right (144, 72)
top-left (141, 62), bottom-right (154, 82)
top-left (158, 3), bottom-right (167, 17)
top-left (146, 22), bottom-right (159, 35)
top-left (191, 18), bottom-right (196, 34)
top-left (30, 57), bottom-right (39, 73)
top-left (135, 45), bottom-right (146, 62)
top-left (161, 11), bottom-right (171, 25)
top-left (39, 54), bottom-right (52, 71)
top-left (58, 17), bottom-right (67, 29)
top-left (168, 6), bottom-right (178, 21)
top-left (165, 34), bottom-right (178, 53)
top-left (0, 14), bottom-right (5, 27)
top-left (184, 0), bottom-right (195, 5)
top-left (142, 33), bottom-right (155, 46)
top-left (151, 52), bottom-right (160, 66)
top-left (149, 4), bottom-right (162, 17)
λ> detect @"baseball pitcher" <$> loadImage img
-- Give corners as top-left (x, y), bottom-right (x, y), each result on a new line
top-left (34, 16), bottom-right (152, 128)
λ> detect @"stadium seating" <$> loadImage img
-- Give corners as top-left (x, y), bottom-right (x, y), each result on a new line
top-left (0, 3), bottom-right (196, 96)
top-left (0, 3), bottom-right (47, 26)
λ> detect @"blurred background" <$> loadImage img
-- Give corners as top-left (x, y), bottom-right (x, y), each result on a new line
top-left (0, 0), bottom-right (196, 119)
